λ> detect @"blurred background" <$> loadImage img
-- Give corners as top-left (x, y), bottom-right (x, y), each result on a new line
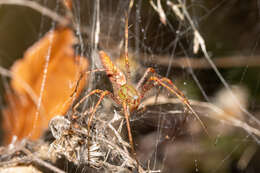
top-left (0, 0), bottom-right (260, 173)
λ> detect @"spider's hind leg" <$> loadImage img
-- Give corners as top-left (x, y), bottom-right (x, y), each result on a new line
top-left (143, 76), bottom-right (209, 136)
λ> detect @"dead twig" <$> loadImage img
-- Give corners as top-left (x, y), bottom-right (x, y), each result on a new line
top-left (0, 0), bottom-right (69, 25)
top-left (0, 140), bottom-right (65, 173)
top-left (141, 54), bottom-right (260, 69)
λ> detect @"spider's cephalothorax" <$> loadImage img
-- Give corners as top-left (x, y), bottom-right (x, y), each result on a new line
top-left (117, 84), bottom-right (141, 111)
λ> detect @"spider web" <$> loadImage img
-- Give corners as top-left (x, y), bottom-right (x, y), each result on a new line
top-left (0, 0), bottom-right (260, 173)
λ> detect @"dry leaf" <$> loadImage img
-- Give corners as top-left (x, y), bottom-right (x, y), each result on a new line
top-left (3, 28), bottom-right (88, 143)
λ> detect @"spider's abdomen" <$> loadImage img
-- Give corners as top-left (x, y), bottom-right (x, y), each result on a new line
top-left (99, 51), bottom-right (126, 86)
top-left (117, 84), bottom-right (140, 111)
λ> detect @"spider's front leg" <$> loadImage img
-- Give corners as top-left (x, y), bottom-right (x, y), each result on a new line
top-left (138, 72), bottom-right (208, 135)
top-left (73, 89), bottom-right (115, 162)
top-left (122, 102), bottom-right (138, 164)
top-left (136, 67), bottom-right (156, 90)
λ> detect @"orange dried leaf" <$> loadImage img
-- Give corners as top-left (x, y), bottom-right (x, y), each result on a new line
top-left (3, 28), bottom-right (88, 143)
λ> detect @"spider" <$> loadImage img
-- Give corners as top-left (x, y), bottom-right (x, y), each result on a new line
top-left (72, 16), bottom-right (207, 165)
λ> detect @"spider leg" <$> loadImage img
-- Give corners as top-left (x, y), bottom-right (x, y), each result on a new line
top-left (73, 89), bottom-right (109, 113)
top-left (85, 90), bottom-right (112, 162)
top-left (141, 76), bottom-right (208, 136)
top-left (71, 68), bottom-right (107, 98)
top-left (72, 89), bottom-right (116, 162)
top-left (122, 102), bottom-right (139, 166)
top-left (136, 67), bottom-right (156, 90)
top-left (124, 14), bottom-right (131, 82)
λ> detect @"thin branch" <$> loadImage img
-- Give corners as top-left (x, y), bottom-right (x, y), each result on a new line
top-left (22, 148), bottom-right (65, 173)
top-left (141, 54), bottom-right (260, 69)
top-left (141, 96), bottom-right (260, 138)
top-left (0, 0), bottom-right (69, 26)
top-left (149, 0), bottom-right (167, 25)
